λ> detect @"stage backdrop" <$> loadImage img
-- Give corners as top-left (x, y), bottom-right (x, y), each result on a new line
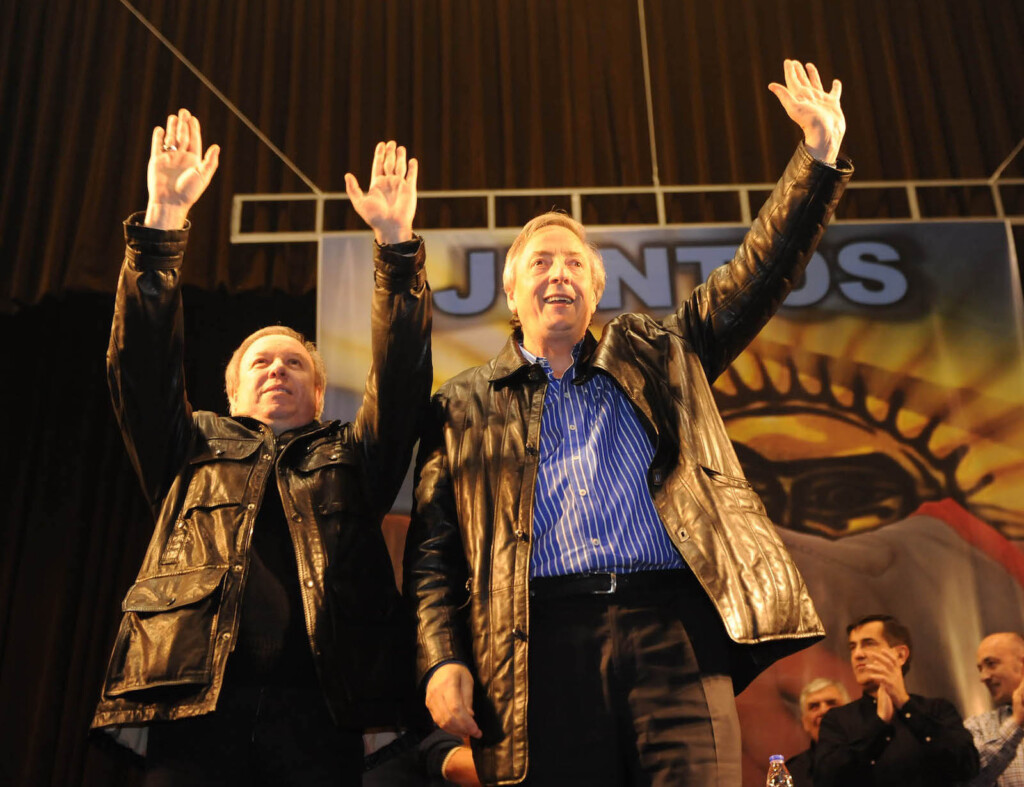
top-left (320, 220), bottom-right (1024, 785)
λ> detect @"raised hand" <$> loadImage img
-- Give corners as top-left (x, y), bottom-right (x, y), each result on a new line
top-left (876, 682), bottom-right (895, 723)
top-left (864, 645), bottom-right (910, 721)
top-left (769, 59), bottom-right (846, 164)
top-left (345, 140), bottom-right (418, 245)
top-left (145, 108), bottom-right (220, 229)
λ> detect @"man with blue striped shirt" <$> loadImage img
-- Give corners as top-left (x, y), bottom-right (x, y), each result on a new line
top-left (407, 60), bottom-right (852, 786)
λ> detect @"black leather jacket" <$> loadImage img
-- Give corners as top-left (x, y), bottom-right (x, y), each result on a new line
top-left (407, 145), bottom-right (852, 784)
top-left (92, 216), bottom-right (431, 730)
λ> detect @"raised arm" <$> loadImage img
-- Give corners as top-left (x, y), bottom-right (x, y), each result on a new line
top-left (667, 60), bottom-right (851, 383)
top-left (108, 110), bottom-right (219, 511)
top-left (341, 140), bottom-right (431, 513)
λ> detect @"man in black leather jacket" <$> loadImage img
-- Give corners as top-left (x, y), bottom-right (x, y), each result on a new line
top-left (406, 61), bottom-right (852, 785)
top-left (92, 110), bottom-right (431, 786)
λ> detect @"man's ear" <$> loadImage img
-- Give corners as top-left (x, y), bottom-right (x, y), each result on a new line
top-left (894, 644), bottom-right (910, 667)
top-left (315, 385), bottom-right (325, 415)
top-left (506, 290), bottom-right (516, 314)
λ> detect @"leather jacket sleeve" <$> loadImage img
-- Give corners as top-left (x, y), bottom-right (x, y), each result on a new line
top-left (668, 144), bottom-right (852, 383)
top-left (107, 213), bottom-right (194, 513)
top-left (352, 237), bottom-right (433, 516)
top-left (405, 389), bottom-right (472, 679)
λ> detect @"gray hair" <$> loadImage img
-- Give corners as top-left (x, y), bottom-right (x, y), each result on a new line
top-left (799, 677), bottom-right (850, 712)
top-left (502, 212), bottom-right (607, 306)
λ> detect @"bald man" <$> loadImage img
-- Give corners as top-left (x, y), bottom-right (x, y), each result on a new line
top-left (965, 633), bottom-right (1024, 787)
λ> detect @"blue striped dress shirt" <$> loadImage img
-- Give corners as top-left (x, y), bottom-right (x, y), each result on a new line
top-left (520, 344), bottom-right (685, 578)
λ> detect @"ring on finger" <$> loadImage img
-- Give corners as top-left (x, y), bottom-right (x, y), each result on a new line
top-left (162, 142), bottom-right (178, 152)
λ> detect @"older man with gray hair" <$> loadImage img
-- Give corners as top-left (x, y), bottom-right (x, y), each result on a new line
top-left (786, 677), bottom-right (851, 786)
top-left (407, 59), bottom-right (852, 786)
top-left (92, 110), bottom-right (431, 786)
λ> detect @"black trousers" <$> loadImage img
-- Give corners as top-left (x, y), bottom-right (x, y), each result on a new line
top-left (142, 682), bottom-right (363, 787)
top-left (523, 571), bottom-right (741, 786)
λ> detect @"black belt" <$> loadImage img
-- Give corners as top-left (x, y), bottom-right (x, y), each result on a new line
top-left (529, 569), bottom-right (689, 600)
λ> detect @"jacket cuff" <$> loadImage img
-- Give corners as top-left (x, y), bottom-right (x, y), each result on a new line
top-left (374, 234), bottom-right (426, 291)
top-left (124, 212), bottom-right (190, 269)
top-left (797, 141), bottom-right (854, 176)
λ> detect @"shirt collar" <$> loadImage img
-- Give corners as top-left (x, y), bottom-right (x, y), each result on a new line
top-left (518, 340), bottom-right (583, 382)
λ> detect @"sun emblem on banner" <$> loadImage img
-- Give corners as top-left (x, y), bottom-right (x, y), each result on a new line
top-left (713, 338), bottom-right (1024, 540)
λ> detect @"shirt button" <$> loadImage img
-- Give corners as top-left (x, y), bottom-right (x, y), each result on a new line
top-left (924, 736), bottom-right (931, 743)
top-left (579, 489), bottom-right (588, 496)
top-left (263, 453), bottom-right (272, 461)
top-left (568, 424), bottom-right (576, 431)
top-left (904, 712), bottom-right (912, 719)
top-left (591, 538), bottom-right (600, 546)
top-left (247, 503), bottom-right (256, 510)
top-left (292, 513), bottom-right (303, 522)
top-left (305, 579), bottom-right (314, 588)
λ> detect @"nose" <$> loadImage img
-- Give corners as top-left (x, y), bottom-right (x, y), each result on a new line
top-left (548, 258), bottom-right (572, 283)
top-left (267, 358), bottom-right (288, 376)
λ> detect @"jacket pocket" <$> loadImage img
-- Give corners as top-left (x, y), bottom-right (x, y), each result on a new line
top-left (700, 465), bottom-right (766, 513)
top-left (294, 439), bottom-right (362, 523)
top-left (103, 566), bottom-right (228, 696)
top-left (294, 439), bottom-right (359, 473)
top-left (182, 438), bottom-right (261, 513)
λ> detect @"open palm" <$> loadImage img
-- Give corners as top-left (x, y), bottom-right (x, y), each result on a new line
top-left (345, 140), bottom-right (418, 245)
top-left (769, 60), bottom-right (845, 163)
top-left (145, 109), bottom-right (219, 229)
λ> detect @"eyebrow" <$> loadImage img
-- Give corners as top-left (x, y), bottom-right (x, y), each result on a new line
top-left (250, 350), bottom-right (308, 363)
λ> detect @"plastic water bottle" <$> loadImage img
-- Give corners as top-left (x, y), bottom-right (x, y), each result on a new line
top-left (766, 754), bottom-right (794, 787)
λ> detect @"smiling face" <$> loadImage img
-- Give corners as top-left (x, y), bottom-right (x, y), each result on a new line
top-left (977, 633), bottom-right (1024, 707)
top-left (505, 225), bottom-right (599, 356)
top-left (229, 334), bottom-right (323, 433)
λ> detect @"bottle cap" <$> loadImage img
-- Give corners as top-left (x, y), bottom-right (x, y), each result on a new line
top-left (769, 754), bottom-right (784, 762)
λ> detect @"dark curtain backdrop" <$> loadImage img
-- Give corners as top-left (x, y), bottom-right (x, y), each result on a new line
top-left (2, 1), bottom-right (1023, 784)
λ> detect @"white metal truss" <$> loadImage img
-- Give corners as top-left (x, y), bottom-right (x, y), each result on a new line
top-left (230, 176), bottom-right (1024, 245)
